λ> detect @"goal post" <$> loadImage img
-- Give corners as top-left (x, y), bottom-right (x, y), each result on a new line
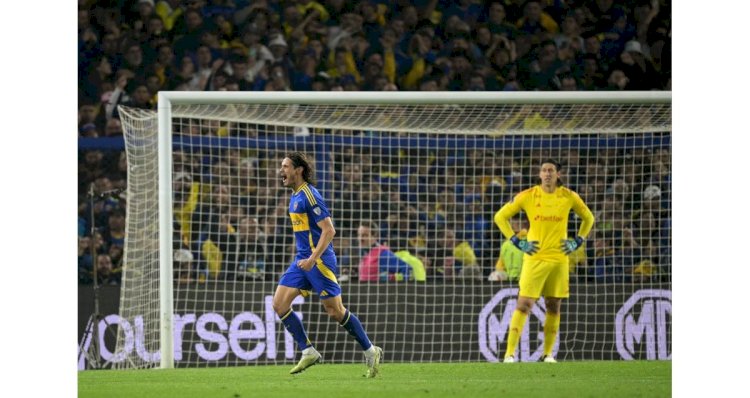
top-left (114, 91), bottom-right (671, 370)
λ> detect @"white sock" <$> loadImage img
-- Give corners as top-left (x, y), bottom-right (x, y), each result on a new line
top-left (364, 345), bottom-right (376, 356)
top-left (302, 347), bottom-right (316, 355)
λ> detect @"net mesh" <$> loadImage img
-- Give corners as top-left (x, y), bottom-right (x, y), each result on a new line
top-left (169, 103), bottom-right (670, 135)
top-left (115, 107), bottom-right (161, 368)
top-left (114, 99), bottom-right (671, 368)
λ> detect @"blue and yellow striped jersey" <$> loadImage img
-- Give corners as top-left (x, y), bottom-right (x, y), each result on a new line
top-left (288, 182), bottom-right (337, 266)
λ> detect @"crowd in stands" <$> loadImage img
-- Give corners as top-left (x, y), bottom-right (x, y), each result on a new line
top-left (78, 0), bottom-right (672, 285)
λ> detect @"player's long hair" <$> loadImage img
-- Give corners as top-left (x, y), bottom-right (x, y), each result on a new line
top-left (286, 151), bottom-right (316, 185)
top-left (538, 158), bottom-right (564, 187)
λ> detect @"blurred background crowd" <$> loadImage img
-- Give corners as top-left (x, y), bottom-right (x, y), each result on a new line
top-left (77, 0), bottom-right (672, 286)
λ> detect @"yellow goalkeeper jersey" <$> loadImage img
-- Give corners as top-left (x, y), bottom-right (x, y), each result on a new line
top-left (494, 185), bottom-right (594, 263)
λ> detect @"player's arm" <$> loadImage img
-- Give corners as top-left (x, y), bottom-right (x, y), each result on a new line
top-left (493, 198), bottom-right (522, 239)
top-left (298, 217), bottom-right (336, 271)
top-left (312, 217), bottom-right (336, 261)
top-left (573, 197), bottom-right (595, 239)
top-left (561, 192), bottom-right (595, 254)
top-left (494, 192), bottom-right (539, 254)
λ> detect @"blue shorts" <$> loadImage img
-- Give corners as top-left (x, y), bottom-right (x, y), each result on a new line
top-left (279, 257), bottom-right (341, 299)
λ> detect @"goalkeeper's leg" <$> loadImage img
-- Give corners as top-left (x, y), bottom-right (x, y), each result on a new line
top-left (504, 296), bottom-right (536, 362)
top-left (542, 297), bottom-right (562, 362)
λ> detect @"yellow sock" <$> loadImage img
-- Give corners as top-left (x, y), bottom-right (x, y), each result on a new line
top-left (543, 313), bottom-right (560, 357)
top-left (504, 310), bottom-right (528, 359)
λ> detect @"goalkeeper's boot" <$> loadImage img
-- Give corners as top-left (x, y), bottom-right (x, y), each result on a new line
top-left (289, 347), bottom-right (321, 374)
top-left (543, 355), bottom-right (557, 363)
top-left (503, 356), bottom-right (516, 363)
top-left (365, 346), bottom-right (383, 378)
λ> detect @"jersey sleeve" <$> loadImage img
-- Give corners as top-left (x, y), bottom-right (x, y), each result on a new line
top-left (494, 190), bottom-right (527, 239)
top-left (570, 190), bottom-right (595, 238)
top-left (308, 188), bottom-right (332, 224)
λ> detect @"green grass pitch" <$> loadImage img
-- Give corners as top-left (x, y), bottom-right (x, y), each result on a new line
top-left (78, 361), bottom-right (670, 398)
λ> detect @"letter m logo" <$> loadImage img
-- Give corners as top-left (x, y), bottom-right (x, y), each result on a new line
top-left (615, 289), bottom-right (671, 360)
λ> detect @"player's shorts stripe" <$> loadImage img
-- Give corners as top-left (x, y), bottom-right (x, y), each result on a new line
top-left (315, 260), bottom-right (338, 283)
top-left (306, 234), bottom-right (337, 283)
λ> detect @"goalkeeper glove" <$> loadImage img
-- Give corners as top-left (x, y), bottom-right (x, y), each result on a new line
top-left (561, 236), bottom-right (584, 255)
top-left (510, 235), bottom-right (539, 255)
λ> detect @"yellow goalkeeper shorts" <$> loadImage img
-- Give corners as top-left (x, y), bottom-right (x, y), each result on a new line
top-left (518, 258), bottom-right (570, 299)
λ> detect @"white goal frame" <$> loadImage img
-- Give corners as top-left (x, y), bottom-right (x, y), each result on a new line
top-left (154, 91), bottom-right (671, 369)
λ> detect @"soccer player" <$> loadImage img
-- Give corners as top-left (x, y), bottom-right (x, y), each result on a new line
top-left (493, 159), bottom-right (594, 363)
top-left (273, 152), bottom-right (383, 377)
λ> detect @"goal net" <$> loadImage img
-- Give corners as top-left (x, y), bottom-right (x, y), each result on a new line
top-left (112, 92), bottom-right (671, 369)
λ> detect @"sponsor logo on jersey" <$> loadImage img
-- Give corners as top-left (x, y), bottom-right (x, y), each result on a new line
top-left (533, 214), bottom-right (563, 222)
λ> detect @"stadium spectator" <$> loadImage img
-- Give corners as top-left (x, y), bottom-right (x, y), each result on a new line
top-left (425, 227), bottom-right (462, 281)
top-left (192, 184), bottom-right (234, 279)
top-left (81, 56), bottom-right (115, 107)
top-left (79, 123), bottom-right (99, 138)
top-left (577, 53), bottom-right (606, 90)
top-left (599, 6), bottom-right (635, 61)
top-left (334, 233), bottom-right (358, 282)
top-left (79, 152), bottom-right (105, 192)
top-left (580, 32), bottom-right (609, 75)
top-left (489, 219), bottom-right (526, 282)
top-left (554, 13), bottom-right (584, 55)
top-left (102, 118), bottom-right (122, 138)
top-left (484, 1), bottom-right (518, 39)
top-left (357, 221), bottom-right (412, 282)
top-left (606, 68), bottom-right (629, 90)
top-left (391, 236), bottom-right (427, 282)
top-left (224, 216), bottom-right (268, 280)
top-left (101, 207), bottom-right (126, 249)
top-left (78, 236), bottom-right (94, 284)
top-left (589, 231), bottom-right (624, 282)
top-left (119, 42), bottom-right (149, 78)
top-left (96, 253), bottom-right (121, 286)
top-left (108, 244), bottom-right (124, 273)
top-left (614, 40), bottom-right (661, 90)
top-left (173, 8), bottom-right (209, 59)
top-left (515, 0), bottom-right (559, 38)
top-left (78, 102), bottom-right (101, 132)
top-left (129, 0), bottom-right (158, 41)
top-left (461, 192), bottom-right (491, 266)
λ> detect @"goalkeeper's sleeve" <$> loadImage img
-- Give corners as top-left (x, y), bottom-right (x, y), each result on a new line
top-left (572, 192), bottom-right (595, 239)
top-left (494, 200), bottom-right (522, 240)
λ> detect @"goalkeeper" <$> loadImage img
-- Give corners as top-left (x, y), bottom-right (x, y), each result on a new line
top-left (493, 159), bottom-right (594, 363)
